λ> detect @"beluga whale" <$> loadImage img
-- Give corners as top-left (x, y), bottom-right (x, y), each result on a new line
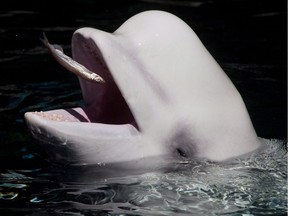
top-left (25, 10), bottom-right (261, 167)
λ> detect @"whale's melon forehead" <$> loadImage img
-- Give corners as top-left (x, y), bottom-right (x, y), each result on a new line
top-left (116, 11), bottom-right (189, 36)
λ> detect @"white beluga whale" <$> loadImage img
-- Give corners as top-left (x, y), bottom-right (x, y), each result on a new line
top-left (25, 10), bottom-right (261, 167)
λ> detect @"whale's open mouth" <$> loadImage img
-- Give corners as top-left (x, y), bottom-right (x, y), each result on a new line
top-left (72, 33), bottom-right (137, 126)
top-left (25, 32), bottom-right (138, 135)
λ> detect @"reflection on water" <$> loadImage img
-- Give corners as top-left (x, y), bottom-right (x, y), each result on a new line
top-left (0, 0), bottom-right (286, 215)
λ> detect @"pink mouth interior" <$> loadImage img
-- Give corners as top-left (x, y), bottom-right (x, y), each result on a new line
top-left (35, 35), bottom-right (137, 127)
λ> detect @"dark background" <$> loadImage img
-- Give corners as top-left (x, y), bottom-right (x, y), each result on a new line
top-left (0, 2), bottom-right (286, 215)
top-left (0, 0), bottom-right (286, 148)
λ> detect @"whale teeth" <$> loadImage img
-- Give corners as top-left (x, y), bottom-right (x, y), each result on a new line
top-left (33, 111), bottom-right (73, 122)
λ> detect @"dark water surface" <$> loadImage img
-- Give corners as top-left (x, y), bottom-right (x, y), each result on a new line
top-left (0, 0), bottom-right (287, 215)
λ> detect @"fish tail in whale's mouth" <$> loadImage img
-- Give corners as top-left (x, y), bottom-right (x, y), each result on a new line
top-left (26, 33), bottom-right (138, 129)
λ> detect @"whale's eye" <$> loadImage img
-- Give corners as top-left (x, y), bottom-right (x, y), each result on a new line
top-left (169, 128), bottom-right (197, 159)
top-left (176, 148), bottom-right (187, 158)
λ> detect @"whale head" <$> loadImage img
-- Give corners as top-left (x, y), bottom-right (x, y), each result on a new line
top-left (25, 10), bottom-right (261, 166)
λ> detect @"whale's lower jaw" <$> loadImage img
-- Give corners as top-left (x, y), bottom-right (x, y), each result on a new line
top-left (25, 111), bottom-right (178, 167)
top-left (25, 110), bottom-right (261, 166)
top-left (25, 122), bottom-right (175, 172)
top-left (24, 120), bottom-right (190, 174)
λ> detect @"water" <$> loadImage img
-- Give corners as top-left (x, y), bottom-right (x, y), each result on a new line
top-left (0, 139), bottom-right (286, 215)
top-left (0, 0), bottom-right (286, 215)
